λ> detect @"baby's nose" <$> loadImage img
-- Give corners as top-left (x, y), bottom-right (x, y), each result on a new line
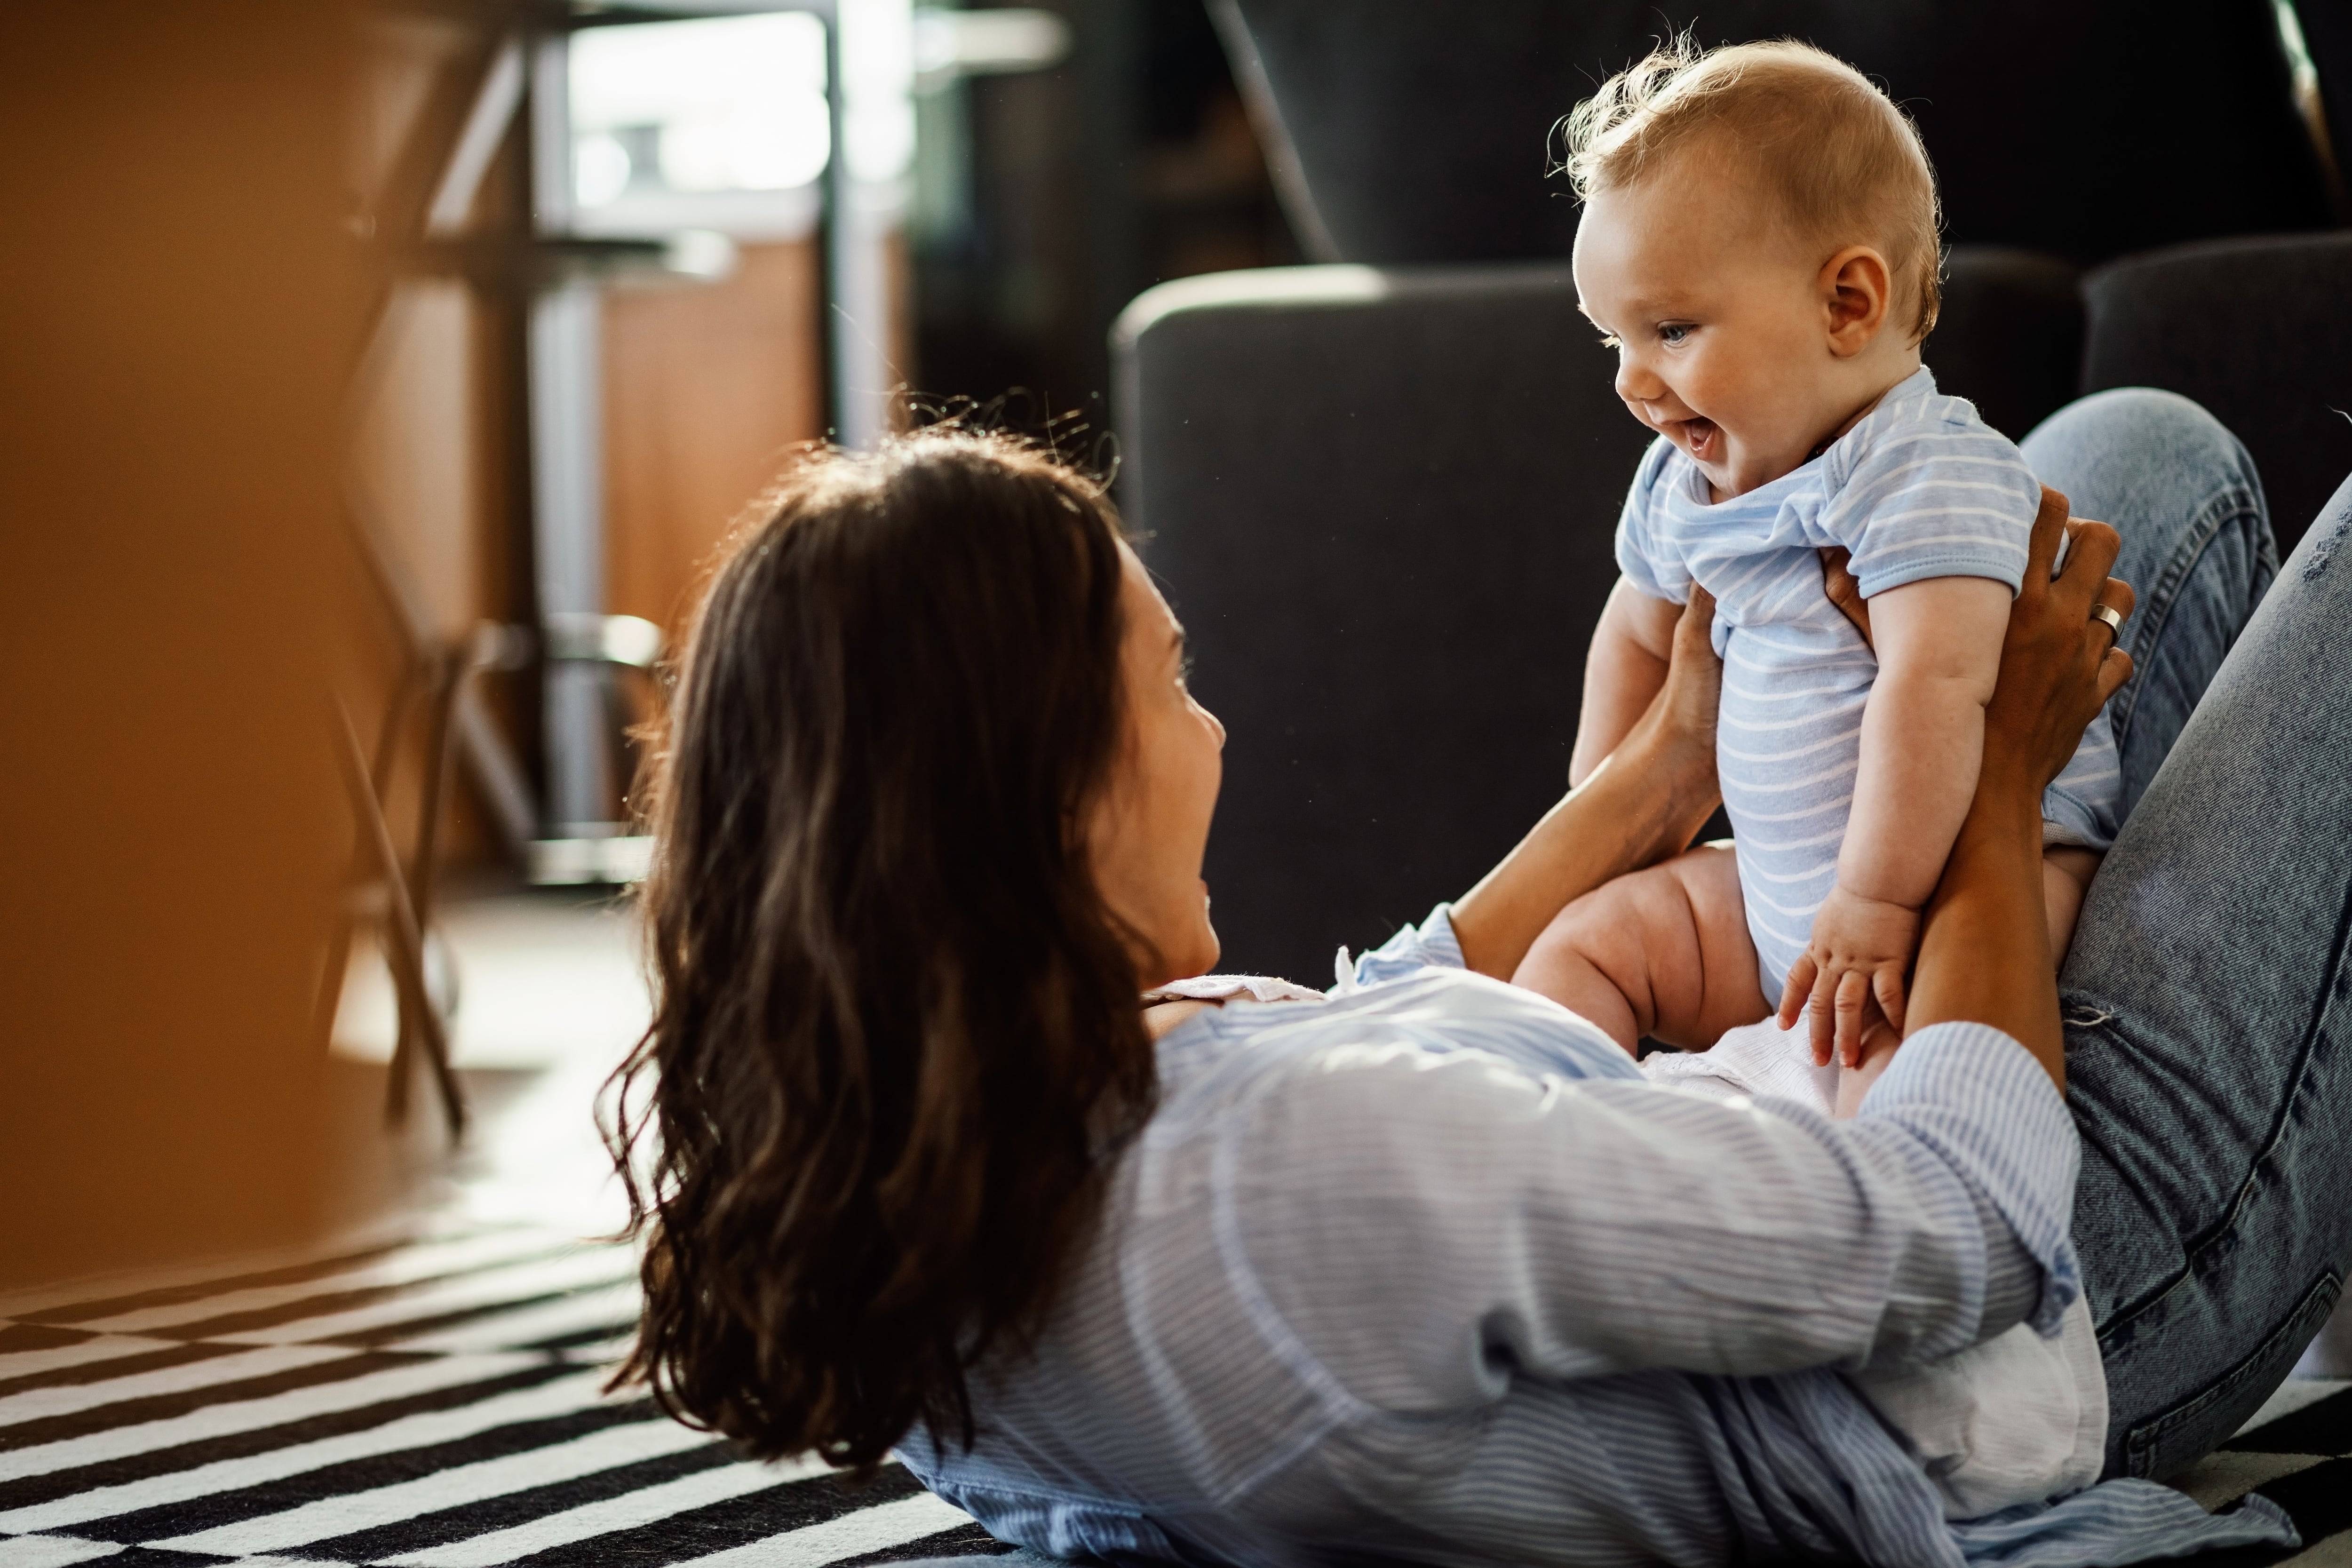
top-left (1614, 356), bottom-right (1664, 406)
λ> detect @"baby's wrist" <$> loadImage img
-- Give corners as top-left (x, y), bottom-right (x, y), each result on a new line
top-left (1828, 877), bottom-right (1924, 915)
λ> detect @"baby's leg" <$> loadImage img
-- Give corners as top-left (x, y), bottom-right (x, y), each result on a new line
top-left (1512, 844), bottom-right (1768, 1055)
top-left (2043, 846), bottom-right (2100, 966)
top-left (1832, 1029), bottom-right (1902, 1117)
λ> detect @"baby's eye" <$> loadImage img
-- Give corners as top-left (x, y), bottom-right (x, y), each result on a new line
top-left (1657, 323), bottom-right (1694, 345)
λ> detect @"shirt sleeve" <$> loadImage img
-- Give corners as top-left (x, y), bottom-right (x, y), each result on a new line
top-left (1341, 903), bottom-right (1466, 989)
top-left (1225, 1020), bottom-right (2079, 1415)
top-left (1826, 418), bottom-right (2042, 599)
top-left (1613, 437), bottom-right (1686, 605)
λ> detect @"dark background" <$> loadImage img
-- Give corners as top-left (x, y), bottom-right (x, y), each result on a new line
top-left (909, 0), bottom-right (1299, 434)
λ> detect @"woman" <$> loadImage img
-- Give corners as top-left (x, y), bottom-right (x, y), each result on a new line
top-left (607, 393), bottom-right (2337, 1566)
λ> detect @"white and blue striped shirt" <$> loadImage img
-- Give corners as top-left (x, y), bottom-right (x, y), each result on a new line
top-left (1615, 368), bottom-right (2124, 999)
top-left (897, 911), bottom-right (2293, 1567)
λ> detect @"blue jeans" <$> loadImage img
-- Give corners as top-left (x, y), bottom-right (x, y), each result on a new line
top-left (2022, 389), bottom-right (2352, 1480)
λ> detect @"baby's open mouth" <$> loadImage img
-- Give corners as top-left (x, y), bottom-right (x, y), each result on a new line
top-left (1675, 416), bottom-right (1721, 461)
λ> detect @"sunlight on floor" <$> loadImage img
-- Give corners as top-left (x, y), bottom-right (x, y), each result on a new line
top-left (332, 891), bottom-right (650, 1237)
top-left (331, 893), bottom-right (650, 1070)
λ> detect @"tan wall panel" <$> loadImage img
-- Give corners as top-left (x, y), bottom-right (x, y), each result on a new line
top-left (353, 283), bottom-right (486, 640)
top-left (0, 2), bottom-right (358, 1283)
top-left (604, 240), bottom-right (826, 636)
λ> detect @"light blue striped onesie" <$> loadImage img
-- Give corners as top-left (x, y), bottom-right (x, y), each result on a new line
top-left (1614, 366), bottom-right (2122, 1002)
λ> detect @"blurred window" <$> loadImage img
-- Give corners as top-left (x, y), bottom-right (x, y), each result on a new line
top-left (569, 13), bottom-right (831, 239)
top-left (912, 8), bottom-right (1071, 90)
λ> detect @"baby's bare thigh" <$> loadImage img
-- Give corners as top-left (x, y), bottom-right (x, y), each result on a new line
top-left (1550, 844), bottom-right (1767, 1048)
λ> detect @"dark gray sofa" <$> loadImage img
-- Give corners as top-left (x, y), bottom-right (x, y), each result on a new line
top-left (1114, 237), bottom-right (2352, 982)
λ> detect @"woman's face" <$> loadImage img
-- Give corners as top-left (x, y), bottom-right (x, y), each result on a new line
top-left (1087, 543), bottom-right (1225, 987)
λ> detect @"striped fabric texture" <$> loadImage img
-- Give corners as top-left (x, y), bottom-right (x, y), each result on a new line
top-left (2, 1168), bottom-right (2349, 1566)
top-left (0, 1225), bottom-right (1011, 1568)
top-left (1614, 366), bottom-right (2124, 999)
top-left (899, 919), bottom-right (2302, 1568)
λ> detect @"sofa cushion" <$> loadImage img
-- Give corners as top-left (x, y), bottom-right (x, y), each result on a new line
top-left (2081, 232), bottom-right (2352, 553)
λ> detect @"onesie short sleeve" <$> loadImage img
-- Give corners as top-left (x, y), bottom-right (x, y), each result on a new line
top-left (1613, 436), bottom-right (1689, 605)
top-left (1821, 405), bottom-right (2042, 600)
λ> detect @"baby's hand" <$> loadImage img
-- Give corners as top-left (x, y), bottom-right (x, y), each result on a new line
top-left (1777, 886), bottom-right (1919, 1067)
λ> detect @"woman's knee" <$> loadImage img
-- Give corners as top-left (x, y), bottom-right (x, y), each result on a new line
top-left (2022, 388), bottom-right (2279, 811)
top-left (2021, 390), bottom-right (2267, 572)
top-left (2024, 387), bottom-right (2260, 502)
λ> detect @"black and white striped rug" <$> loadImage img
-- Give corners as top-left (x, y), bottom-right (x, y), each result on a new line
top-left (0, 1225), bottom-right (1012, 1568)
top-left (5, 1223), bottom-right (2350, 1568)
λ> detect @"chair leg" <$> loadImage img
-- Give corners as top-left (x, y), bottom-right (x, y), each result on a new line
top-left (308, 914), bottom-right (359, 1063)
top-left (405, 650), bottom-right (469, 1138)
top-left (409, 649), bottom-right (463, 944)
top-left (311, 661), bottom-right (425, 1064)
top-left (376, 660), bottom-right (427, 1109)
top-left (371, 662), bottom-right (420, 798)
top-left (334, 700), bottom-right (467, 1140)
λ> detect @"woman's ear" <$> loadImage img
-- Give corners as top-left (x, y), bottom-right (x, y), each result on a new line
top-left (1820, 245), bottom-right (1892, 358)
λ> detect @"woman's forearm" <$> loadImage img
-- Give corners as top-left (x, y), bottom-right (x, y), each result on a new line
top-left (1903, 753), bottom-right (2065, 1085)
top-left (1569, 582), bottom-right (1679, 786)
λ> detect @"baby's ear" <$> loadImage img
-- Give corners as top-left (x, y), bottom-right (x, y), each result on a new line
top-left (1822, 246), bottom-right (1892, 356)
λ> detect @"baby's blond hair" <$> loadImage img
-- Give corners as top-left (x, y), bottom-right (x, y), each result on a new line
top-left (1561, 38), bottom-right (1943, 342)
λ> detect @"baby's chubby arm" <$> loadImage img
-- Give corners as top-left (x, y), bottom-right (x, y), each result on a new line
top-left (1780, 574), bottom-right (2010, 1064)
top-left (1569, 577), bottom-right (1688, 786)
top-left (1840, 575), bottom-right (2011, 902)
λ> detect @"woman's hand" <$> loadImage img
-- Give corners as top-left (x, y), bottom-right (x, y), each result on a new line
top-left (1819, 487), bottom-right (2134, 717)
top-left (1900, 487), bottom-right (2135, 1088)
top-left (1984, 491), bottom-right (2136, 790)
top-left (1638, 585), bottom-right (1725, 788)
top-left (1451, 587), bottom-right (1722, 979)
top-left (1820, 546), bottom-right (1871, 646)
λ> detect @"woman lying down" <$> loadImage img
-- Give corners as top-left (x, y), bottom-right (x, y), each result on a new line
top-left (603, 394), bottom-right (2345, 1566)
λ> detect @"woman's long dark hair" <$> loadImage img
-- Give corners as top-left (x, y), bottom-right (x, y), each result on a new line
top-left (604, 430), bottom-right (1160, 1470)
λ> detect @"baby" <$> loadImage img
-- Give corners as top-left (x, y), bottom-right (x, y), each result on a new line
top-left (1513, 40), bottom-right (2122, 1099)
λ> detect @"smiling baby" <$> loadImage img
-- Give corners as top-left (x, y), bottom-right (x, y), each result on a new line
top-left (1512, 39), bottom-right (2122, 1100)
